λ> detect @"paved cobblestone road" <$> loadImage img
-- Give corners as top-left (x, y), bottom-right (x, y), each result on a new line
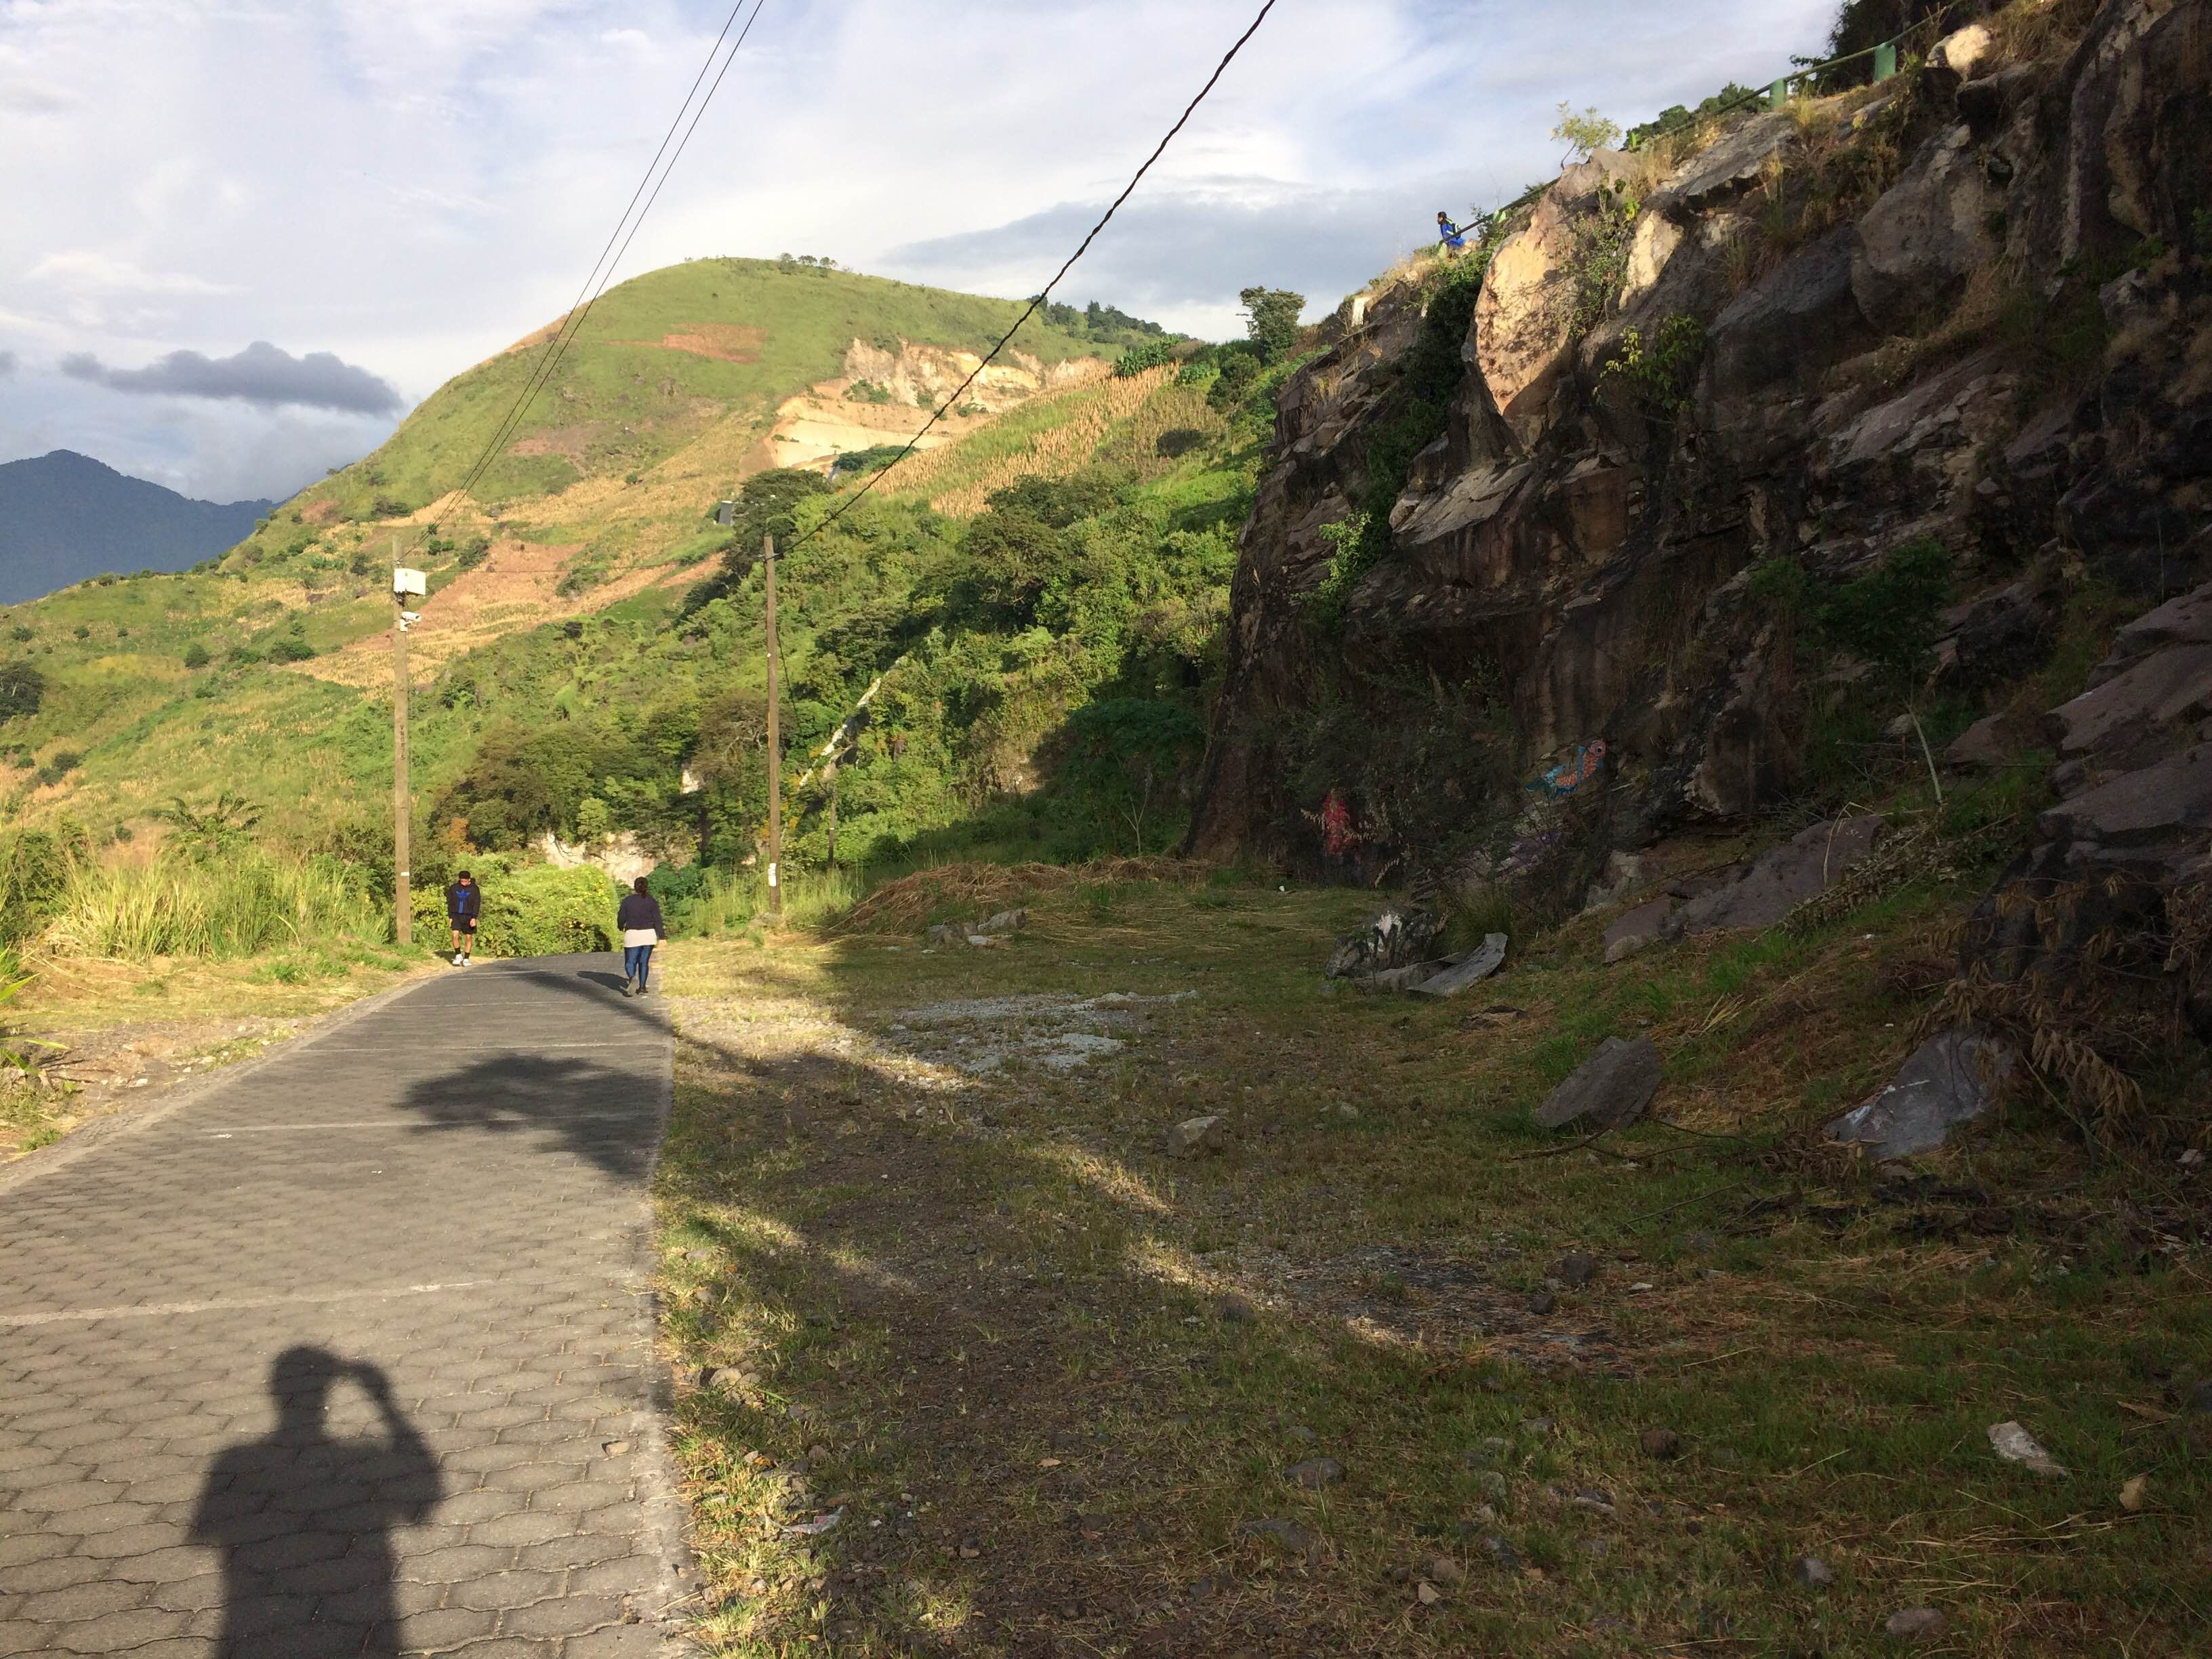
top-left (0, 958), bottom-right (698, 1658)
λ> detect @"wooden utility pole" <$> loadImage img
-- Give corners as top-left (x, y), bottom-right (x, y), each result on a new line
top-left (762, 533), bottom-right (782, 919)
top-left (391, 537), bottom-right (413, 945)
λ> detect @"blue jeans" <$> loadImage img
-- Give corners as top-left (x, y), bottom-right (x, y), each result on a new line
top-left (623, 944), bottom-right (654, 989)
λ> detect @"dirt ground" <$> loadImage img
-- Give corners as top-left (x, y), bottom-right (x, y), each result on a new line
top-left (649, 872), bottom-right (2210, 1657)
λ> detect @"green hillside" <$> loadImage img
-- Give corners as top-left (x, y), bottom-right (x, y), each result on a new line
top-left (0, 258), bottom-right (1286, 925)
top-left (307, 258), bottom-right (1136, 518)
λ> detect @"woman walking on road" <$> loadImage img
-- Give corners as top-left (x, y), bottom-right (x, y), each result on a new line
top-left (617, 876), bottom-right (665, 997)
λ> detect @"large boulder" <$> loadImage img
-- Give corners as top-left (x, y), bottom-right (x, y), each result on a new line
top-left (1535, 1036), bottom-right (1662, 1130)
top-left (1852, 124), bottom-right (1999, 335)
top-left (2048, 644), bottom-right (2212, 767)
top-left (1826, 1029), bottom-right (2014, 1159)
top-left (1414, 933), bottom-right (1509, 998)
top-left (1473, 155), bottom-right (1642, 448)
top-left (1704, 228), bottom-right (1872, 405)
top-left (1962, 746), bottom-right (2212, 1008)
top-left (1663, 817), bottom-right (1885, 939)
top-left (1645, 112), bottom-right (1800, 218)
top-left (1603, 896), bottom-right (1675, 962)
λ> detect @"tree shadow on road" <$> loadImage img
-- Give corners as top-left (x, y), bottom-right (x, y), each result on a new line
top-left (192, 1347), bottom-right (439, 1658)
top-left (395, 1051), bottom-right (661, 1180)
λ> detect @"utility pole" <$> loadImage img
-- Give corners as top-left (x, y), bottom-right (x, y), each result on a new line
top-left (391, 536), bottom-right (413, 945)
top-left (762, 533), bottom-right (782, 920)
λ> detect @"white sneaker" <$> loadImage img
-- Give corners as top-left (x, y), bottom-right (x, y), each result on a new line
top-left (451, 952), bottom-right (464, 966)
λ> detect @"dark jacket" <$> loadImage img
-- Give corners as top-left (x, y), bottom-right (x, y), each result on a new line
top-left (446, 881), bottom-right (481, 922)
top-left (617, 893), bottom-right (664, 936)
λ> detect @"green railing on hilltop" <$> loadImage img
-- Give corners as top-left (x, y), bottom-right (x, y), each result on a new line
top-left (1624, 7), bottom-right (1966, 150)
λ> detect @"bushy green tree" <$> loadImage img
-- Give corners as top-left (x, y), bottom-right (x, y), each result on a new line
top-left (1239, 287), bottom-right (1305, 362)
top-left (0, 661), bottom-right (44, 722)
top-left (683, 468), bottom-right (834, 614)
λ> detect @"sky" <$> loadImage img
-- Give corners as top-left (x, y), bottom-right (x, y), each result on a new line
top-left (0, 0), bottom-right (1839, 503)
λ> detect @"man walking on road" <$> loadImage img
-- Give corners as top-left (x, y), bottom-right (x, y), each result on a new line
top-left (446, 869), bottom-right (481, 966)
top-left (617, 876), bottom-right (665, 997)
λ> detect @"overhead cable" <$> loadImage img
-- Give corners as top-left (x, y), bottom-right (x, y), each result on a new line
top-left (387, 0), bottom-right (770, 566)
top-left (784, 0), bottom-right (1278, 554)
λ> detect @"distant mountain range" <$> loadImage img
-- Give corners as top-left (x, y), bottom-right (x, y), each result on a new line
top-left (0, 450), bottom-right (271, 605)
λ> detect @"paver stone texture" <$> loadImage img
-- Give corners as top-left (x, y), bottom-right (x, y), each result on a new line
top-left (0, 956), bottom-right (697, 1657)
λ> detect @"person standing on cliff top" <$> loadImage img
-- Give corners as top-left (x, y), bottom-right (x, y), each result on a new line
top-left (1437, 211), bottom-right (1467, 252)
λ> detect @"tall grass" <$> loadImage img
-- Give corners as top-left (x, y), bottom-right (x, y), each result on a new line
top-left (681, 864), bottom-right (869, 935)
top-left (43, 851), bottom-right (381, 960)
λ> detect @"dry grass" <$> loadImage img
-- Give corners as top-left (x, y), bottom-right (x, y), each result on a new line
top-left (878, 367), bottom-right (1177, 515)
top-left (650, 865), bottom-right (2211, 1656)
top-left (830, 856), bottom-right (1200, 935)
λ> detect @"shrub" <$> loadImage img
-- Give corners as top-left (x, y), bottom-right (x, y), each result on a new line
top-left (182, 642), bottom-right (211, 670)
top-left (408, 862), bottom-right (616, 958)
top-left (1602, 313), bottom-right (1708, 415)
top-left (0, 828), bottom-right (75, 945)
top-left (1551, 102), bottom-right (1622, 162)
top-left (1568, 180), bottom-right (1641, 334)
top-left (264, 633), bottom-right (316, 663)
top-left (35, 750), bottom-right (81, 787)
top-left (456, 535), bottom-right (493, 571)
top-left (844, 379), bottom-right (894, 404)
top-left (1810, 539), bottom-right (1954, 687)
top-left (1113, 339), bottom-right (1178, 377)
top-left (1204, 347), bottom-right (1262, 411)
top-left (0, 661), bottom-right (44, 721)
top-left (152, 792), bottom-right (262, 861)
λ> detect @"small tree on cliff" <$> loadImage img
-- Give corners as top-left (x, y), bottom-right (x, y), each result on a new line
top-left (1550, 102), bottom-right (1620, 163)
top-left (1239, 287), bottom-right (1305, 363)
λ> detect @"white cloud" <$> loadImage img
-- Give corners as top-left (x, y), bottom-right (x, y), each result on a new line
top-left (1, 0), bottom-right (1839, 497)
top-left (24, 251), bottom-right (237, 295)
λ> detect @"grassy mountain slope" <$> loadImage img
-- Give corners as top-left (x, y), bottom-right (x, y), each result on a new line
top-left (0, 259), bottom-right (1275, 895)
top-left (306, 258), bottom-right (1124, 518)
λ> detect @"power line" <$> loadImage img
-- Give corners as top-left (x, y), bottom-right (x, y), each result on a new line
top-left (392, 0), bottom-right (769, 565)
top-left (458, 0), bottom-right (771, 512)
top-left (785, 0), bottom-right (1278, 554)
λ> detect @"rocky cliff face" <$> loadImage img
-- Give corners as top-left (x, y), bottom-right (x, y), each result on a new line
top-left (1190, 0), bottom-right (2211, 931)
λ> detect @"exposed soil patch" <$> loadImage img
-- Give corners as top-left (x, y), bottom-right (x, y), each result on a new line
top-left (509, 424), bottom-right (605, 464)
top-left (620, 323), bottom-right (767, 364)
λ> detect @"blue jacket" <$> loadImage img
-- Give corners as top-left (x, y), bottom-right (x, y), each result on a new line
top-left (446, 881), bottom-right (481, 922)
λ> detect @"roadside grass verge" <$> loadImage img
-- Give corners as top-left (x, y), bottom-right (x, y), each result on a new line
top-left (651, 874), bottom-right (2209, 1656)
top-left (1, 937), bottom-right (440, 1160)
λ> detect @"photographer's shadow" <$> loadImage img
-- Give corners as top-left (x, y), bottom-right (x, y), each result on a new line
top-left (191, 1347), bottom-right (439, 1658)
